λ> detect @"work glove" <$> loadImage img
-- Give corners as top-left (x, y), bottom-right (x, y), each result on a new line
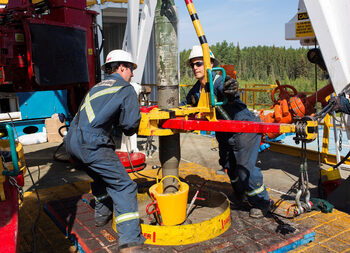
top-left (328, 96), bottom-right (343, 112)
top-left (328, 94), bottom-right (350, 114)
top-left (223, 77), bottom-right (239, 100)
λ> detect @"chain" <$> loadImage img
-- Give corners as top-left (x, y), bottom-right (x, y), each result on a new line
top-left (339, 126), bottom-right (343, 152)
top-left (1, 154), bottom-right (9, 171)
top-left (299, 141), bottom-right (309, 194)
top-left (338, 113), bottom-right (345, 152)
top-left (9, 176), bottom-right (24, 205)
top-left (1, 155), bottom-right (24, 204)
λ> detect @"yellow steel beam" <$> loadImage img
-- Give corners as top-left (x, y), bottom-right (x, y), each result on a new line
top-left (268, 142), bottom-right (350, 166)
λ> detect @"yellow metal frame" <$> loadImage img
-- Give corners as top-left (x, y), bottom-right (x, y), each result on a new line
top-left (141, 205), bottom-right (230, 245)
top-left (112, 195), bottom-right (231, 245)
top-left (0, 140), bottom-right (26, 201)
top-left (138, 105), bottom-right (214, 136)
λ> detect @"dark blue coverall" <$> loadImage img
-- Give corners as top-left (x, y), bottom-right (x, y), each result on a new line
top-left (65, 73), bottom-right (145, 247)
top-left (337, 94), bottom-right (350, 114)
top-left (180, 72), bottom-right (270, 209)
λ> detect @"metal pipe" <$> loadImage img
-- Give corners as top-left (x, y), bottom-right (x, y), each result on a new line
top-left (155, 0), bottom-right (180, 193)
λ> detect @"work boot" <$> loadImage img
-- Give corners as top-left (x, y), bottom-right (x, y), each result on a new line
top-left (228, 192), bottom-right (248, 209)
top-left (95, 213), bottom-right (112, 227)
top-left (249, 199), bottom-right (274, 219)
top-left (93, 197), bottom-right (113, 227)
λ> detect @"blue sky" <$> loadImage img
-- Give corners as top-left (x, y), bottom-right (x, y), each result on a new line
top-left (174, 0), bottom-right (302, 51)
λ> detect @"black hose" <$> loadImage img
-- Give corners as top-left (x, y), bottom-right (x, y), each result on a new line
top-left (53, 125), bottom-right (70, 163)
top-left (332, 150), bottom-right (350, 169)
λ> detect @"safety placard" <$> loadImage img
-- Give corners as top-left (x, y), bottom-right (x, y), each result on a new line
top-left (298, 12), bottom-right (309, 21)
top-left (295, 21), bottom-right (314, 38)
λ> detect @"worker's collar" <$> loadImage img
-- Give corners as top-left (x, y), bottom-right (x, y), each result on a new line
top-left (105, 72), bottom-right (122, 80)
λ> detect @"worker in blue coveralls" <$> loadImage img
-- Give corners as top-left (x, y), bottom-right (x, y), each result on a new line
top-left (65, 50), bottom-right (146, 252)
top-left (181, 45), bottom-right (272, 218)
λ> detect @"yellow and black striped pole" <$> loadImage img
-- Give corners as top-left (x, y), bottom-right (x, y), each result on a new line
top-left (184, 0), bottom-right (211, 83)
top-left (185, 0), bottom-right (216, 119)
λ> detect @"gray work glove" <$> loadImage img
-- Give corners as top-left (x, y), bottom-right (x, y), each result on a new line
top-left (328, 96), bottom-right (343, 112)
top-left (223, 77), bottom-right (239, 99)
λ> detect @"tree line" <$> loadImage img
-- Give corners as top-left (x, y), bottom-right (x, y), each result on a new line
top-left (180, 41), bottom-right (328, 93)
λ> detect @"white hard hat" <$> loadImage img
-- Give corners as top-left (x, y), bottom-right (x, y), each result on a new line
top-left (101, 49), bottom-right (137, 72)
top-left (186, 45), bottom-right (219, 67)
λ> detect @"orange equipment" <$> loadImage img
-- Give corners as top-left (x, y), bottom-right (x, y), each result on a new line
top-left (221, 65), bottom-right (237, 79)
top-left (259, 80), bottom-right (334, 139)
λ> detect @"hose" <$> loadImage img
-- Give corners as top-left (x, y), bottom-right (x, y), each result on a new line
top-left (53, 125), bottom-right (70, 163)
top-left (125, 136), bottom-right (159, 180)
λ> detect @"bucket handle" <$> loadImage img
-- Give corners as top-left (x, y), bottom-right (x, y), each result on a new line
top-left (159, 175), bottom-right (182, 185)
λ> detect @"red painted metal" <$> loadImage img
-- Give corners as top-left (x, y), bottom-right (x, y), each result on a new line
top-left (0, 0), bottom-right (97, 92)
top-left (0, 178), bottom-right (19, 253)
top-left (161, 118), bottom-right (282, 133)
top-left (140, 105), bottom-right (158, 113)
top-left (116, 151), bottom-right (146, 173)
top-left (15, 174), bottom-right (24, 187)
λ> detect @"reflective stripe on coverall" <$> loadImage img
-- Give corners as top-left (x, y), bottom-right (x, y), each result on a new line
top-left (65, 73), bottom-right (145, 247)
top-left (180, 72), bottom-right (270, 209)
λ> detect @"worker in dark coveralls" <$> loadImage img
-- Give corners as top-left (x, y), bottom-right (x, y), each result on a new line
top-left (181, 45), bottom-right (272, 218)
top-left (65, 50), bottom-right (146, 252)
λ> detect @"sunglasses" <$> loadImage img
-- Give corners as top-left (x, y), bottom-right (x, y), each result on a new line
top-left (190, 61), bottom-right (204, 69)
top-left (123, 63), bottom-right (134, 72)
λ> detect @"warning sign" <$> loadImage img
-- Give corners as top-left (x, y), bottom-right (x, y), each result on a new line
top-left (295, 21), bottom-right (314, 38)
top-left (298, 12), bottom-right (309, 21)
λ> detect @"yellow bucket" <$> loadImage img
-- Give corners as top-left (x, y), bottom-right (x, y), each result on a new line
top-left (149, 175), bottom-right (189, 226)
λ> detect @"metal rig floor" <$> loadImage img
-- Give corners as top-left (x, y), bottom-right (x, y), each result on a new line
top-left (19, 134), bottom-right (350, 252)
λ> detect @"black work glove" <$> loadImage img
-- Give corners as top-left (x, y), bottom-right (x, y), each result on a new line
top-left (223, 77), bottom-right (239, 100)
top-left (328, 96), bottom-right (342, 112)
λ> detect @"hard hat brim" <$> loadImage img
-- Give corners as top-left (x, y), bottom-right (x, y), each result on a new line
top-left (101, 61), bottom-right (138, 72)
top-left (186, 57), bottom-right (220, 68)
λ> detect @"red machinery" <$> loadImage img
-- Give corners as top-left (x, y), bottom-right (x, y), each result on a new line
top-left (0, 0), bottom-right (100, 111)
top-left (0, 1), bottom-right (145, 252)
top-left (0, 2), bottom-right (99, 252)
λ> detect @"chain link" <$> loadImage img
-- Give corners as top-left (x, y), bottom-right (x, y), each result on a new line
top-left (339, 114), bottom-right (343, 152)
top-left (9, 176), bottom-right (24, 205)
